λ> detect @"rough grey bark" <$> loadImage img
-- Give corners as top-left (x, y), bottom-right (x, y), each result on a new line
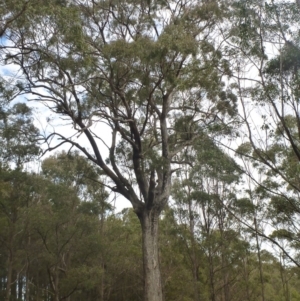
top-left (140, 208), bottom-right (163, 301)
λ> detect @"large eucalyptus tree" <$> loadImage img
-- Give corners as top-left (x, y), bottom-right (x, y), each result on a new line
top-left (1, 0), bottom-right (237, 299)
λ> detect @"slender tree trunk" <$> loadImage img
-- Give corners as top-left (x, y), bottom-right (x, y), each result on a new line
top-left (188, 199), bottom-right (200, 301)
top-left (192, 264), bottom-right (200, 301)
top-left (279, 254), bottom-right (290, 301)
top-left (5, 251), bottom-right (13, 301)
top-left (254, 217), bottom-right (265, 301)
top-left (221, 252), bottom-right (230, 301)
top-left (99, 208), bottom-right (105, 301)
top-left (49, 267), bottom-right (60, 301)
top-left (243, 256), bottom-right (251, 301)
top-left (18, 275), bottom-right (23, 301)
top-left (25, 268), bottom-right (29, 301)
top-left (218, 209), bottom-right (229, 301)
top-left (54, 270), bottom-right (60, 301)
top-left (203, 210), bottom-right (215, 301)
top-left (11, 270), bottom-right (17, 301)
top-left (208, 251), bottom-right (216, 301)
top-left (99, 262), bottom-right (105, 301)
top-left (25, 249), bottom-right (30, 301)
top-left (139, 208), bottom-right (163, 301)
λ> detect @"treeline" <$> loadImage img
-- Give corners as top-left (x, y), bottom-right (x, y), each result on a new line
top-left (0, 151), bottom-right (300, 301)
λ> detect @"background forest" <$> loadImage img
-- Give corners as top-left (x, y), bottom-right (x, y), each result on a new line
top-left (1, 149), bottom-right (300, 301)
top-left (1, 0), bottom-right (300, 300)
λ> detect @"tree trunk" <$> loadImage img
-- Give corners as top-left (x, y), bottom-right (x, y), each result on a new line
top-left (99, 208), bottom-right (105, 301)
top-left (254, 218), bottom-right (265, 301)
top-left (18, 275), bottom-right (23, 301)
top-left (188, 198), bottom-right (200, 301)
top-left (25, 268), bottom-right (29, 301)
top-left (5, 251), bottom-right (13, 301)
top-left (139, 208), bottom-right (163, 301)
top-left (48, 267), bottom-right (60, 301)
top-left (242, 256), bottom-right (251, 301)
top-left (12, 270), bottom-right (17, 301)
top-left (279, 254), bottom-right (290, 301)
top-left (208, 250), bottom-right (216, 301)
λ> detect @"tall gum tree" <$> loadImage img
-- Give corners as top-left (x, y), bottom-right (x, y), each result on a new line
top-left (1, 1), bottom-right (237, 299)
top-left (228, 0), bottom-right (300, 266)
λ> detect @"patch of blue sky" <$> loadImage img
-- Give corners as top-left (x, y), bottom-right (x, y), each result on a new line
top-left (0, 29), bottom-right (16, 48)
top-left (0, 35), bottom-right (8, 47)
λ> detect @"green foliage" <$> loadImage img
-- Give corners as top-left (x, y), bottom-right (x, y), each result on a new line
top-left (270, 229), bottom-right (295, 241)
top-left (265, 42), bottom-right (300, 75)
top-left (0, 102), bottom-right (40, 166)
top-left (236, 142), bottom-right (252, 156)
top-left (234, 197), bottom-right (256, 215)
